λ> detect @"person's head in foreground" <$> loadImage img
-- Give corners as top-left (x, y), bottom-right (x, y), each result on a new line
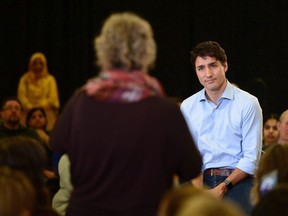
top-left (85, 12), bottom-right (163, 102)
top-left (95, 12), bottom-right (156, 72)
top-left (0, 166), bottom-right (35, 216)
top-left (0, 136), bottom-right (50, 209)
top-left (158, 186), bottom-right (245, 216)
top-left (251, 184), bottom-right (288, 216)
top-left (250, 144), bottom-right (288, 205)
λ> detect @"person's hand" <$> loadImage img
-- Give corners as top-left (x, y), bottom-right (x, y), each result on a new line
top-left (43, 169), bottom-right (56, 179)
top-left (191, 173), bottom-right (203, 188)
top-left (36, 129), bottom-right (50, 146)
top-left (207, 182), bottom-right (227, 199)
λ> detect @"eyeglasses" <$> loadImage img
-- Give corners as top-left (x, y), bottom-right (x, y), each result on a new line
top-left (2, 106), bottom-right (21, 111)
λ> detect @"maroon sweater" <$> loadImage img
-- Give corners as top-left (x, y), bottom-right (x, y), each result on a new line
top-left (50, 92), bottom-right (202, 216)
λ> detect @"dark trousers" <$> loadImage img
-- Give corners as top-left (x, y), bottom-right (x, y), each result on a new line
top-left (204, 175), bottom-right (254, 215)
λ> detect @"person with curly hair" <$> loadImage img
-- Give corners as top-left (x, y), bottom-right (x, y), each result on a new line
top-left (50, 12), bottom-right (202, 216)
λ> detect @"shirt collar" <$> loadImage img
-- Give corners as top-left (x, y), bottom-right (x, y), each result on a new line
top-left (199, 80), bottom-right (234, 102)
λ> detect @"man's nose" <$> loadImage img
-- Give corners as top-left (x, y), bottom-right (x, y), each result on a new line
top-left (11, 107), bottom-right (20, 111)
top-left (205, 68), bottom-right (212, 77)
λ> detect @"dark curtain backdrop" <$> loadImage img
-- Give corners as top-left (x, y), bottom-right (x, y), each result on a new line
top-left (1, 0), bottom-right (288, 116)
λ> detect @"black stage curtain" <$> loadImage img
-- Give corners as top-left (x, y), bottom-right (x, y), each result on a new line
top-left (1, 0), bottom-right (288, 115)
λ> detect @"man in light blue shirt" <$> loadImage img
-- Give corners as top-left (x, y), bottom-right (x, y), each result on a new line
top-left (181, 41), bottom-right (262, 214)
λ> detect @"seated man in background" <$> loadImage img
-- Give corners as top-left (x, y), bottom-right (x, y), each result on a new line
top-left (0, 96), bottom-right (41, 142)
top-left (277, 109), bottom-right (288, 145)
top-left (0, 97), bottom-right (58, 187)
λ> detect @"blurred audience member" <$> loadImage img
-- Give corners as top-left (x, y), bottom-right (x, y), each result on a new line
top-left (50, 12), bottom-right (202, 216)
top-left (0, 166), bottom-right (35, 216)
top-left (52, 154), bottom-right (73, 216)
top-left (0, 136), bottom-right (60, 216)
top-left (262, 113), bottom-right (279, 152)
top-left (26, 107), bottom-right (60, 198)
top-left (17, 52), bottom-right (60, 130)
top-left (250, 144), bottom-right (288, 206)
top-left (158, 186), bottom-right (245, 216)
top-left (277, 109), bottom-right (288, 145)
top-left (0, 97), bottom-right (42, 143)
top-left (26, 107), bottom-right (50, 144)
top-left (251, 184), bottom-right (288, 216)
top-left (26, 107), bottom-right (54, 170)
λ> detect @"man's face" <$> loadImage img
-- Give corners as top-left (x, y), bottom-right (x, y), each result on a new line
top-left (1, 100), bottom-right (22, 127)
top-left (195, 56), bottom-right (228, 93)
top-left (278, 114), bottom-right (288, 143)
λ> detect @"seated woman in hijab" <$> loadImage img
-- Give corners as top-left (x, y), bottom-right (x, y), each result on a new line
top-left (17, 52), bottom-right (60, 131)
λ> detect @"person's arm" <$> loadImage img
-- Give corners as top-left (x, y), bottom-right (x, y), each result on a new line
top-left (179, 96), bottom-right (203, 186)
top-left (208, 168), bottom-right (250, 199)
top-left (47, 75), bottom-right (60, 109)
top-left (236, 97), bottom-right (263, 175)
top-left (39, 75), bottom-right (60, 110)
top-left (17, 75), bottom-right (33, 110)
top-left (210, 97), bottom-right (263, 199)
top-left (170, 106), bottom-right (202, 182)
top-left (191, 173), bottom-right (203, 188)
top-left (52, 154), bottom-right (72, 216)
top-left (36, 129), bottom-right (50, 147)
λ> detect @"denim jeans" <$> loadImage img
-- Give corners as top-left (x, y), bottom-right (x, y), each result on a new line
top-left (204, 175), bottom-right (254, 215)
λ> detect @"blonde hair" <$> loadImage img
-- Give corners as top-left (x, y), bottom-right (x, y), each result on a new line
top-left (0, 166), bottom-right (35, 216)
top-left (95, 12), bottom-right (156, 71)
top-left (158, 186), bottom-right (245, 216)
top-left (279, 109), bottom-right (288, 122)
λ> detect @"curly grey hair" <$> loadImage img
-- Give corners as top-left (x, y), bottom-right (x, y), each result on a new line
top-left (95, 12), bottom-right (156, 71)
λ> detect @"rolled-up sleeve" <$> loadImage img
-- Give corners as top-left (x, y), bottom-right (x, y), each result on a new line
top-left (236, 97), bottom-right (262, 174)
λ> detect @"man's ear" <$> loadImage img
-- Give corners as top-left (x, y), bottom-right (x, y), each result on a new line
top-left (224, 62), bottom-right (228, 73)
top-left (277, 121), bottom-right (281, 130)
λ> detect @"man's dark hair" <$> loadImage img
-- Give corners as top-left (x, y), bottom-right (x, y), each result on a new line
top-left (191, 41), bottom-right (227, 69)
top-left (263, 113), bottom-right (280, 126)
top-left (0, 97), bottom-right (23, 111)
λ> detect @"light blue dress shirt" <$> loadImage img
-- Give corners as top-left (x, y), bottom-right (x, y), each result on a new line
top-left (181, 81), bottom-right (262, 175)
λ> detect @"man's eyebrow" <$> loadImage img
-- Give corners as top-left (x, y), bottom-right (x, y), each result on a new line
top-left (208, 61), bottom-right (218, 66)
top-left (196, 65), bottom-right (204, 69)
top-left (196, 61), bottom-right (218, 68)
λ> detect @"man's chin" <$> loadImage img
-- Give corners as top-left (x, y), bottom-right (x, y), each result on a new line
top-left (8, 120), bottom-right (20, 126)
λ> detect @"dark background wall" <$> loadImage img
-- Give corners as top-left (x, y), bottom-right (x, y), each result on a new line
top-left (1, 0), bottom-right (287, 116)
